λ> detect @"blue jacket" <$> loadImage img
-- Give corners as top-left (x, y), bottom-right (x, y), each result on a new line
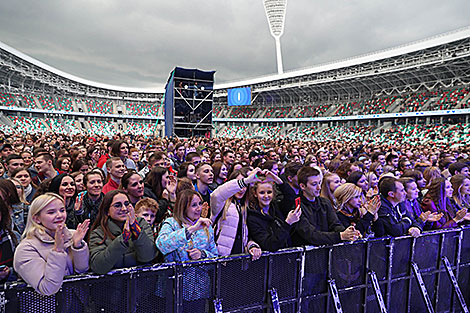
top-left (156, 217), bottom-right (218, 262)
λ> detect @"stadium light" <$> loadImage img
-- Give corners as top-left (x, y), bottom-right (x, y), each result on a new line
top-left (263, 0), bottom-right (287, 75)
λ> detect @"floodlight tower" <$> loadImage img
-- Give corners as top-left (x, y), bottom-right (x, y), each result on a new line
top-left (263, 0), bottom-right (287, 75)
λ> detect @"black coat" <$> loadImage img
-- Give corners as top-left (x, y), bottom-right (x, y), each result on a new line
top-left (291, 194), bottom-right (345, 246)
top-left (247, 203), bottom-right (292, 252)
top-left (372, 196), bottom-right (422, 237)
top-left (336, 210), bottom-right (374, 236)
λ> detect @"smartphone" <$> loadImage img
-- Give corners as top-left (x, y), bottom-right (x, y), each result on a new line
top-left (295, 197), bottom-right (301, 209)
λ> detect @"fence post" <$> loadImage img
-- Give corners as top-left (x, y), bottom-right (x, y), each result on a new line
top-left (442, 256), bottom-right (469, 313)
top-left (174, 263), bottom-right (184, 313)
top-left (368, 271), bottom-right (387, 313)
top-left (411, 262), bottom-right (435, 313)
top-left (296, 248), bottom-right (305, 313)
top-left (328, 279), bottom-right (343, 313)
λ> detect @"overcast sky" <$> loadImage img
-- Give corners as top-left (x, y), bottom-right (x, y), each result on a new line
top-left (0, 1), bottom-right (469, 90)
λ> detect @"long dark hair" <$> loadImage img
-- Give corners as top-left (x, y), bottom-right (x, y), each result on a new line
top-left (0, 179), bottom-right (21, 206)
top-left (88, 190), bottom-right (130, 243)
top-left (0, 197), bottom-right (17, 245)
top-left (145, 166), bottom-right (168, 199)
top-left (425, 177), bottom-right (449, 212)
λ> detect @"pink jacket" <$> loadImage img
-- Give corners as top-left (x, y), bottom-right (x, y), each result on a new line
top-left (210, 179), bottom-right (258, 256)
top-left (13, 228), bottom-right (89, 296)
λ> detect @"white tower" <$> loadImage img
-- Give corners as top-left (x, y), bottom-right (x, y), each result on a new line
top-left (263, 0), bottom-right (287, 75)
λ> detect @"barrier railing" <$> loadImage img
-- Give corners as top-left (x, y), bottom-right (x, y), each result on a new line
top-left (2, 226), bottom-right (470, 313)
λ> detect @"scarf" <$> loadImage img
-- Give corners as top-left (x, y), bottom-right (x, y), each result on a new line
top-left (83, 193), bottom-right (104, 223)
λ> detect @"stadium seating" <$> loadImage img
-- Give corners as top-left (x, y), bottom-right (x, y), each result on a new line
top-left (125, 102), bottom-right (159, 116)
top-left (38, 95), bottom-right (55, 110)
top-left (56, 97), bottom-right (74, 111)
top-left (87, 120), bottom-right (116, 136)
top-left (230, 107), bottom-right (257, 118)
top-left (17, 94), bottom-right (38, 109)
top-left (126, 121), bottom-right (158, 136)
top-left (0, 92), bottom-right (16, 107)
top-left (77, 99), bottom-right (114, 114)
top-left (216, 125), bottom-right (250, 138)
top-left (252, 125), bottom-right (283, 138)
top-left (433, 87), bottom-right (469, 110)
top-left (8, 116), bottom-right (48, 133)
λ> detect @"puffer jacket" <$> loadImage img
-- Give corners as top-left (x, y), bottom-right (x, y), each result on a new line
top-left (13, 228), bottom-right (89, 296)
top-left (89, 217), bottom-right (156, 274)
top-left (210, 179), bottom-right (259, 256)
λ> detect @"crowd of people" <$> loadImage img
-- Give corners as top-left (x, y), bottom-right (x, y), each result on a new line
top-left (0, 131), bottom-right (469, 298)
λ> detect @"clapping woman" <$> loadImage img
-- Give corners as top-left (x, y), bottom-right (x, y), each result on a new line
top-left (333, 183), bottom-right (380, 236)
top-left (88, 190), bottom-right (156, 274)
top-left (13, 193), bottom-right (89, 296)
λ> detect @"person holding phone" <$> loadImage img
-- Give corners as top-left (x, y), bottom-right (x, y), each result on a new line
top-left (247, 174), bottom-right (301, 252)
top-left (13, 193), bottom-right (89, 296)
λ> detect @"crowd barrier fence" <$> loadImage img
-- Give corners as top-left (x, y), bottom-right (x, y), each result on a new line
top-left (1, 226), bottom-right (470, 313)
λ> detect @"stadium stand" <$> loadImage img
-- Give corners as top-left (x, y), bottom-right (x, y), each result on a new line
top-left (0, 92), bottom-right (16, 107)
top-left (8, 115), bottom-right (48, 133)
top-left (38, 95), bottom-right (55, 110)
top-left (125, 102), bottom-right (159, 116)
top-left (87, 120), bottom-right (116, 136)
top-left (77, 98), bottom-right (114, 114)
top-left (56, 96), bottom-right (74, 111)
top-left (17, 94), bottom-right (38, 109)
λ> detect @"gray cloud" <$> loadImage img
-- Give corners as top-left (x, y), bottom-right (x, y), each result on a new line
top-left (0, 0), bottom-right (469, 89)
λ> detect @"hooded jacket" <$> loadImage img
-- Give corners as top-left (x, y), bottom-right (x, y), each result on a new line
top-left (13, 228), bottom-right (89, 296)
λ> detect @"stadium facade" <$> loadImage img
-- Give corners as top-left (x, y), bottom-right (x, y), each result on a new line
top-left (0, 27), bottom-right (469, 141)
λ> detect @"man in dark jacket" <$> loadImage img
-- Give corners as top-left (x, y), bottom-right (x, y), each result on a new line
top-left (291, 166), bottom-right (360, 246)
top-left (373, 177), bottom-right (422, 237)
top-left (277, 162), bottom-right (302, 218)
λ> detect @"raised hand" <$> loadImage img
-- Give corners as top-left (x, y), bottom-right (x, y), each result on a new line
top-left (72, 219), bottom-right (90, 248)
top-left (166, 175), bottom-right (177, 195)
top-left (366, 196), bottom-right (381, 215)
top-left (127, 206), bottom-right (136, 225)
top-left (187, 218), bottom-right (212, 234)
top-left (426, 211), bottom-right (444, 222)
top-left (262, 169), bottom-right (283, 184)
top-left (454, 208), bottom-right (468, 223)
top-left (245, 168), bottom-right (263, 184)
top-left (54, 224), bottom-right (65, 253)
top-left (201, 202), bottom-right (209, 218)
top-left (123, 216), bottom-right (130, 234)
top-left (74, 192), bottom-right (85, 211)
top-left (285, 204), bottom-right (302, 225)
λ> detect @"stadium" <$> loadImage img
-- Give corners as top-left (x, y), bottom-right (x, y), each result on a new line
top-left (1, 2), bottom-right (470, 313)
top-left (1, 27), bottom-right (470, 144)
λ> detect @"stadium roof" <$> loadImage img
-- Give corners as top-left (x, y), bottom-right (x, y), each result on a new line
top-left (215, 26), bottom-right (470, 90)
top-left (0, 40), bottom-right (164, 95)
top-left (1, 26), bottom-right (469, 98)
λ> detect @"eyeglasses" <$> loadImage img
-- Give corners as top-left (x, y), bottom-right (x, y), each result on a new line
top-left (112, 201), bottom-right (131, 209)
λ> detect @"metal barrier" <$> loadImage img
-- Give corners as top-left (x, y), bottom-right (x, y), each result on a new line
top-left (2, 226), bottom-right (470, 313)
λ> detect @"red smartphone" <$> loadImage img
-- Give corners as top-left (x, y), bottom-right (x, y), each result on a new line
top-left (295, 197), bottom-right (300, 208)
